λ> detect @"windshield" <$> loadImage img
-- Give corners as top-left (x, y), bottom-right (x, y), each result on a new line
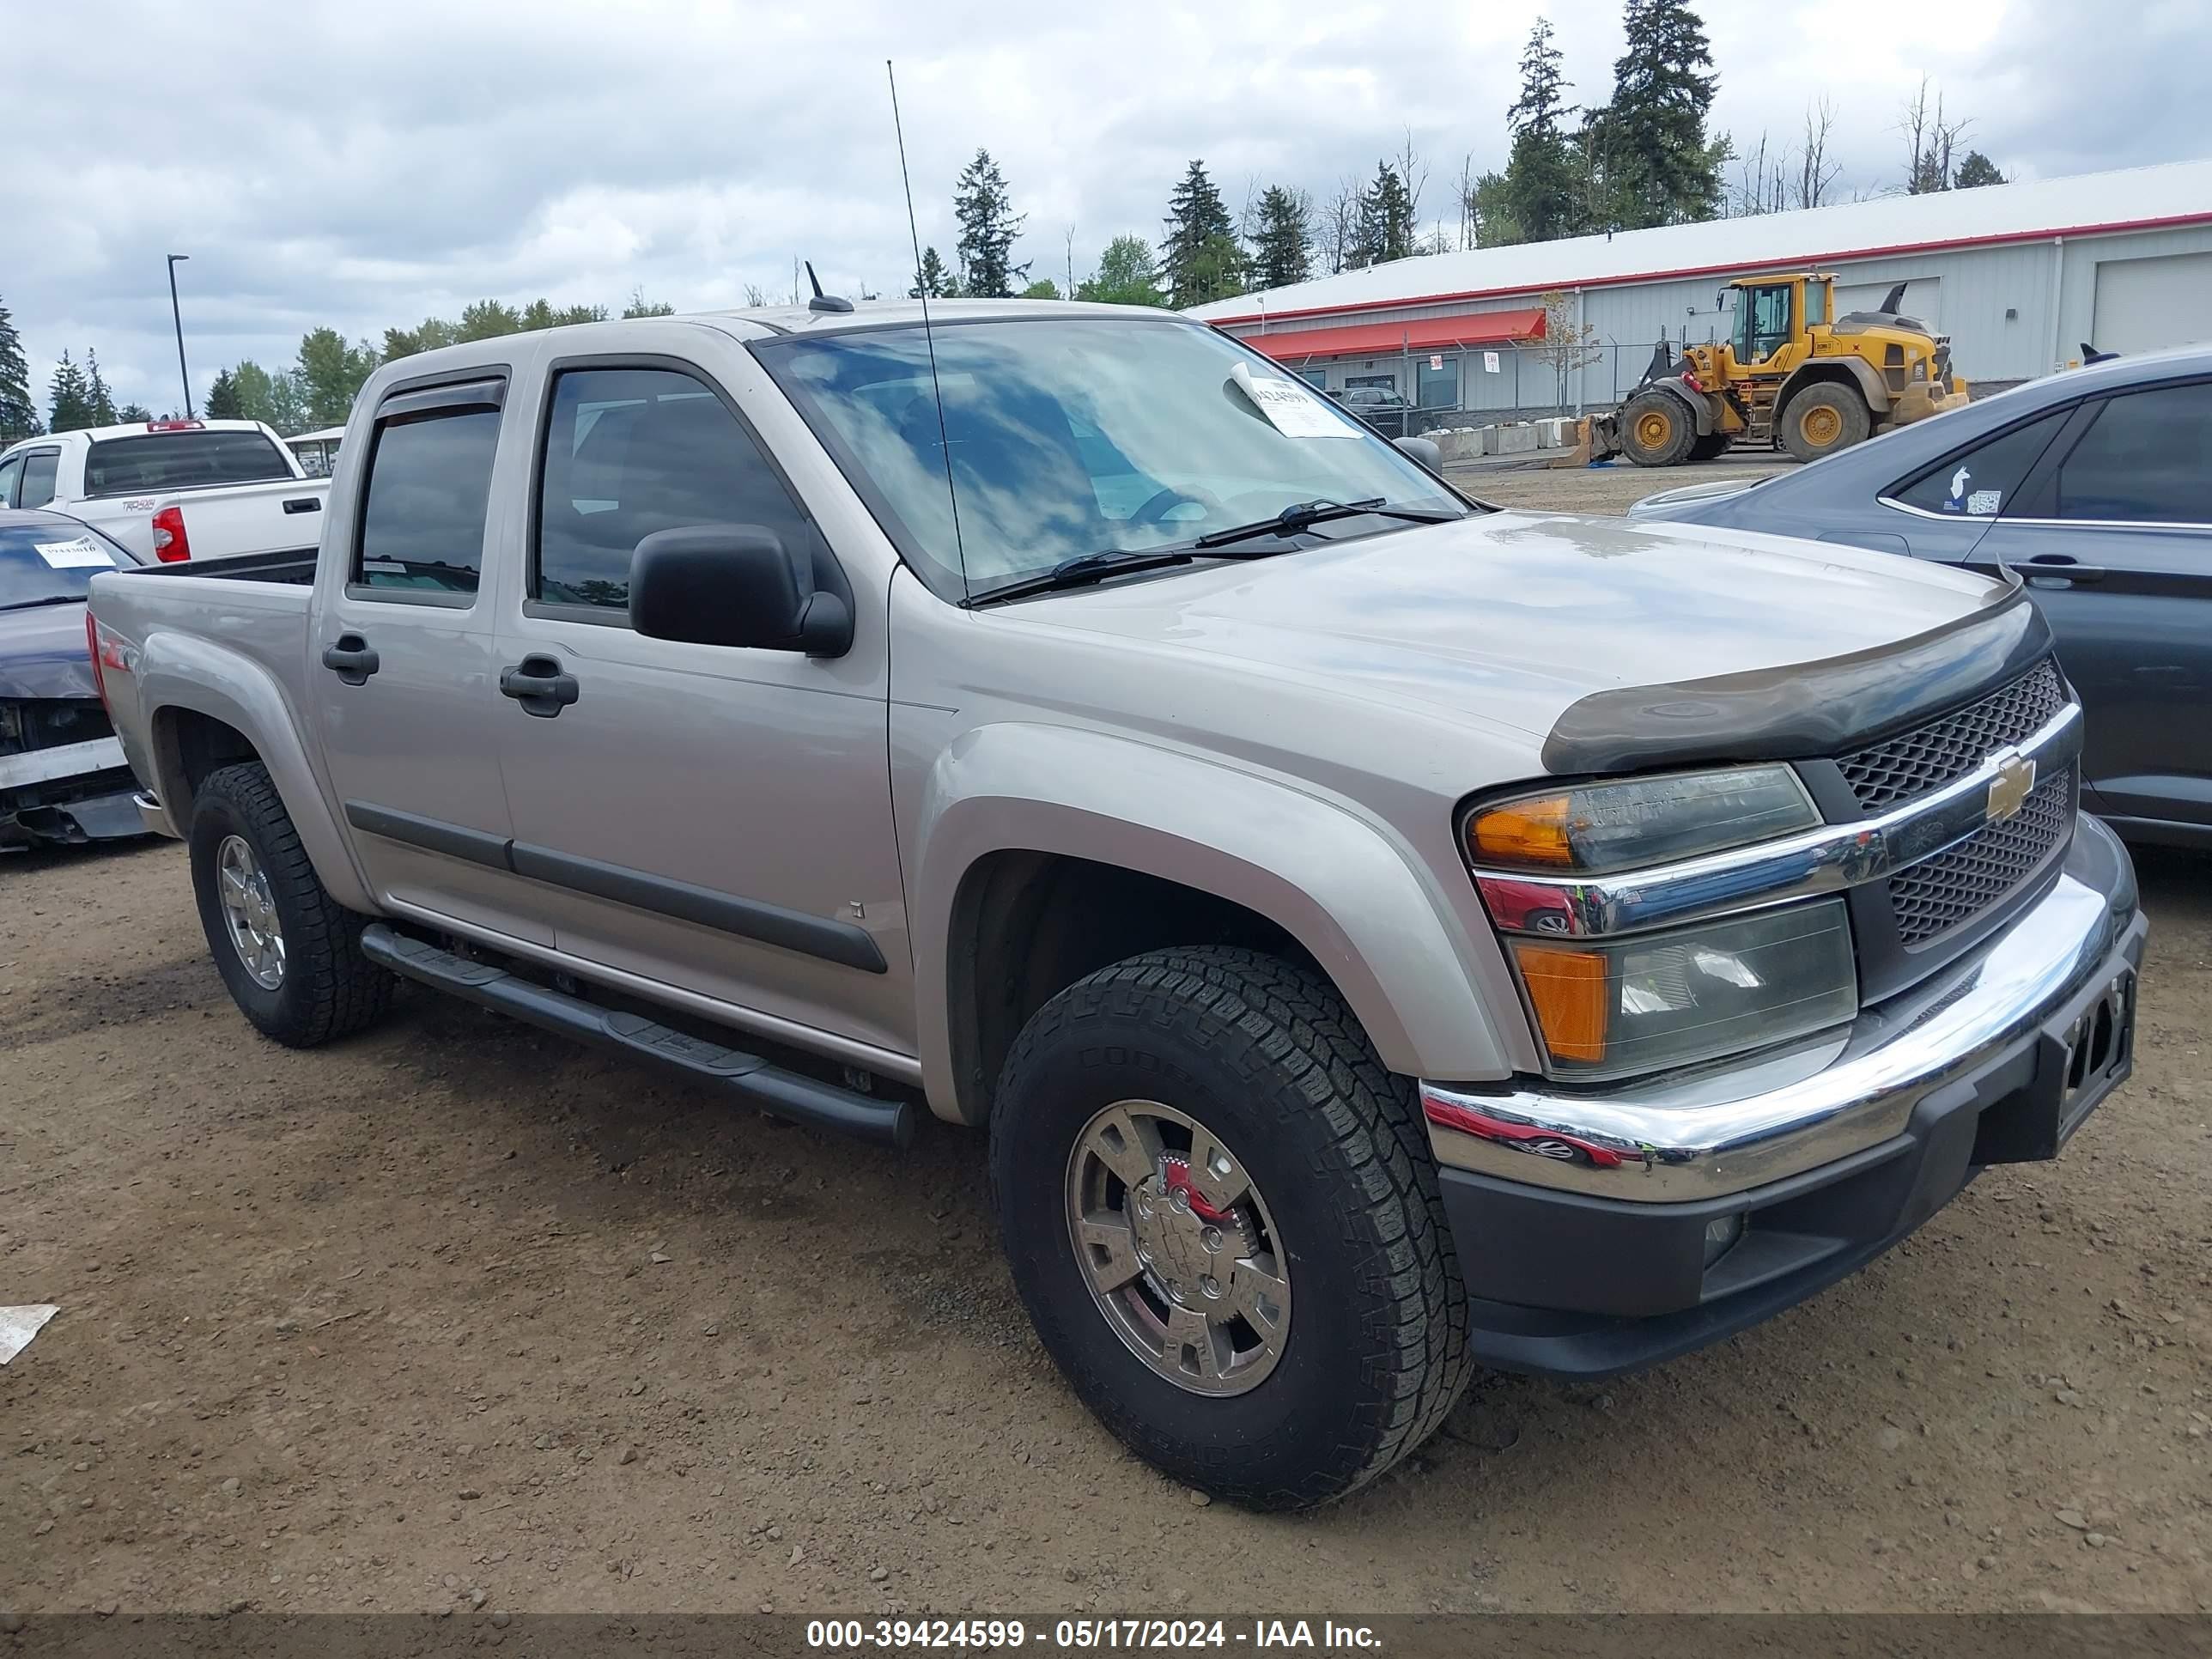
top-left (758, 317), bottom-right (1465, 596)
top-left (0, 521), bottom-right (130, 608)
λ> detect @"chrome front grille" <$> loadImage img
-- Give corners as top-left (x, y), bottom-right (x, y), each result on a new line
top-left (1889, 766), bottom-right (2075, 947)
top-left (1838, 659), bottom-right (2067, 812)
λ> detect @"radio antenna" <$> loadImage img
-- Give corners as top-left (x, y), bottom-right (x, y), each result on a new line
top-left (885, 59), bottom-right (968, 598)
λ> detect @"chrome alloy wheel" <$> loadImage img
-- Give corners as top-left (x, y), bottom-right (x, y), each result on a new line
top-left (216, 833), bottom-right (286, 990)
top-left (1065, 1099), bottom-right (1291, 1396)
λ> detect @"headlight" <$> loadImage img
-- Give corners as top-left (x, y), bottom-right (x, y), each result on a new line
top-left (1465, 765), bottom-right (1819, 873)
top-left (1508, 898), bottom-right (1857, 1080)
top-left (1463, 764), bottom-right (1854, 1081)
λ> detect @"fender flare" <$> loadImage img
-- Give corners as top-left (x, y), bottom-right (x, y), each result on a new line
top-left (1629, 376), bottom-right (1715, 437)
top-left (908, 723), bottom-right (1522, 1125)
top-left (1778, 356), bottom-right (1891, 416)
top-left (137, 629), bottom-right (376, 913)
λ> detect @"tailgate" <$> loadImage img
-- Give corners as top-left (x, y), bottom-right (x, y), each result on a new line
top-left (161, 478), bottom-right (331, 561)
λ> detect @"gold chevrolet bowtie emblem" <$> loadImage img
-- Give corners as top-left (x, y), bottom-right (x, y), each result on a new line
top-left (1986, 749), bottom-right (2037, 822)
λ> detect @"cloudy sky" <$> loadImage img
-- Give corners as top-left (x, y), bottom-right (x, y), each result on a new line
top-left (7, 0), bottom-right (2207, 416)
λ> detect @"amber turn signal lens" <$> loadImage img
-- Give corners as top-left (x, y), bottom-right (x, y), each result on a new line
top-left (1511, 942), bottom-right (1609, 1064)
top-left (1468, 795), bottom-right (1576, 866)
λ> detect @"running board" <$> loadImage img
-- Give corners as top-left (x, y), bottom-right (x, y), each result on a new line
top-left (359, 924), bottom-right (915, 1148)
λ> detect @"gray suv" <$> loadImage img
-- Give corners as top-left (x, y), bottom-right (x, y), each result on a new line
top-left (1632, 345), bottom-right (2212, 849)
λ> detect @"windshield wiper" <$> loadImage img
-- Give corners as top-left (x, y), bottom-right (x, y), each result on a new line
top-left (0, 594), bottom-right (92, 613)
top-left (965, 498), bottom-right (1463, 608)
top-left (1192, 497), bottom-right (1458, 550)
top-left (966, 549), bottom-right (1200, 607)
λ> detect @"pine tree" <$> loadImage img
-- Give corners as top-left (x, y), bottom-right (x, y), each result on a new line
top-left (1249, 186), bottom-right (1313, 289)
top-left (1602, 0), bottom-right (1725, 228)
top-left (913, 246), bottom-right (957, 298)
top-left (85, 349), bottom-right (118, 427)
top-left (228, 362), bottom-right (278, 427)
top-left (1501, 18), bottom-right (1583, 242)
top-left (1160, 161), bottom-right (1243, 307)
top-left (0, 296), bottom-right (38, 441)
top-left (114, 403), bottom-right (152, 423)
top-left (620, 289), bottom-right (676, 319)
top-left (952, 150), bottom-right (1028, 299)
top-left (295, 328), bottom-right (380, 428)
top-left (1354, 162), bottom-right (1416, 266)
top-left (1952, 150), bottom-right (2005, 188)
top-left (47, 351), bottom-right (94, 434)
top-left (1074, 236), bottom-right (1164, 306)
top-left (204, 368), bottom-right (242, 420)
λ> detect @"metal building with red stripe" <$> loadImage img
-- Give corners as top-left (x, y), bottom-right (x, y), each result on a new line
top-left (1189, 158), bottom-right (2212, 425)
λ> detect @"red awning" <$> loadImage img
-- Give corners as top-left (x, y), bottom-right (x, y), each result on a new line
top-left (1244, 307), bottom-right (1547, 362)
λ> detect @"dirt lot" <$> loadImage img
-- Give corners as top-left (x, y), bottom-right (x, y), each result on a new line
top-left (4, 462), bottom-right (2210, 1618)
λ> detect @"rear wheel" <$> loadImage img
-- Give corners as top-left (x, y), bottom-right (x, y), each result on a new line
top-left (1780, 384), bottom-right (1872, 462)
top-left (188, 762), bottom-right (393, 1047)
top-left (1619, 391), bottom-right (1698, 466)
top-left (991, 946), bottom-right (1473, 1510)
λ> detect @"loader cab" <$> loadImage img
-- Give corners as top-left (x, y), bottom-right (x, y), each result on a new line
top-left (1723, 275), bottom-right (1831, 371)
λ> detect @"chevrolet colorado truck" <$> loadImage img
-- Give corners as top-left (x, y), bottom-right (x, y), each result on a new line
top-left (86, 301), bottom-right (2145, 1510)
top-left (0, 418), bottom-right (329, 565)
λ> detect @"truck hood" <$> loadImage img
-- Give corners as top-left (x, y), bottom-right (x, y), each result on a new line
top-left (1021, 509), bottom-right (2021, 758)
top-left (0, 601), bottom-right (98, 702)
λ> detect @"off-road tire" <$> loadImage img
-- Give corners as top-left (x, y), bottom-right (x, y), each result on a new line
top-left (188, 762), bottom-right (393, 1047)
top-left (1779, 383), bottom-right (1873, 462)
top-left (1620, 390), bottom-right (1699, 466)
top-left (991, 946), bottom-right (1474, 1510)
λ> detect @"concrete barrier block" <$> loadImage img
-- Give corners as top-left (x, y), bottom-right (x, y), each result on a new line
top-left (1496, 423), bottom-right (1538, 454)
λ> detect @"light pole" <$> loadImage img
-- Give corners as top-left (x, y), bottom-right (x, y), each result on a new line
top-left (166, 254), bottom-right (193, 418)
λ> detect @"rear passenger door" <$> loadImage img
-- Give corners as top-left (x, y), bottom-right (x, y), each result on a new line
top-left (307, 372), bottom-right (552, 945)
top-left (492, 348), bottom-right (910, 1059)
top-left (1971, 378), bottom-right (2212, 835)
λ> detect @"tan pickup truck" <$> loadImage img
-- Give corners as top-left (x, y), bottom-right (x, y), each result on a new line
top-left (87, 300), bottom-right (2143, 1510)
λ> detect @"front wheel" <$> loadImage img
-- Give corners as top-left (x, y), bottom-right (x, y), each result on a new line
top-left (1618, 390), bottom-right (1698, 466)
top-left (187, 762), bottom-right (393, 1047)
top-left (991, 947), bottom-right (1472, 1510)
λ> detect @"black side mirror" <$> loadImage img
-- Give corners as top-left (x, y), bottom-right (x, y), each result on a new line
top-left (1393, 434), bottom-right (1443, 470)
top-left (629, 525), bottom-right (853, 658)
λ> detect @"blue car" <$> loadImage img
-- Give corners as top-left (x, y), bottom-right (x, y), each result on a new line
top-left (1630, 345), bottom-right (2212, 849)
top-left (0, 507), bottom-right (149, 849)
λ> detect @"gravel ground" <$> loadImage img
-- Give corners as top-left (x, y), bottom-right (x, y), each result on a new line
top-left (3, 463), bottom-right (2208, 1618)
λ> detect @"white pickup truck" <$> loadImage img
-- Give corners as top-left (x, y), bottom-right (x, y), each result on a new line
top-left (0, 418), bottom-right (330, 565)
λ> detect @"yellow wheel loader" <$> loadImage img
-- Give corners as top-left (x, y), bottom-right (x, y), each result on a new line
top-left (1597, 273), bottom-right (1969, 467)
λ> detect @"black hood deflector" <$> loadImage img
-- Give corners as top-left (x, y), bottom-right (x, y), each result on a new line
top-left (1542, 580), bottom-right (2050, 775)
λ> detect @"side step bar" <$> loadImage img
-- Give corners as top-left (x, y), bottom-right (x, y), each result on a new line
top-left (360, 924), bottom-right (915, 1148)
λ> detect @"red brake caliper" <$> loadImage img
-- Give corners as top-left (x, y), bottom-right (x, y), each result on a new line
top-left (1158, 1154), bottom-right (1233, 1222)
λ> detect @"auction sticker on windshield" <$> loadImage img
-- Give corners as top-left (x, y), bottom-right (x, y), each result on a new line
top-left (1231, 363), bottom-right (1357, 439)
top-left (33, 537), bottom-right (116, 569)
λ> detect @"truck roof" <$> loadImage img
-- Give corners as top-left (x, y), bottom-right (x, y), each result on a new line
top-left (703, 297), bottom-right (1182, 337)
top-left (342, 299), bottom-right (1200, 405)
top-left (4, 418), bottom-right (278, 453)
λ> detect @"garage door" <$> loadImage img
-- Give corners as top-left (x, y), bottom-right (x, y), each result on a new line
top-left (2092, 252), bottom-right (2212, 356)
top-left (1836, 276), bottom-right (1941, 330)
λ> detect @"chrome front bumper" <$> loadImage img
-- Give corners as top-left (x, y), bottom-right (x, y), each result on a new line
top-left (1424, 814), bottom-right (2142, 1203)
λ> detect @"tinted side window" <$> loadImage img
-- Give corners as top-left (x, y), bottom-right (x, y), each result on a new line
top-left (1892, 410), bottom-right (2069, 518)
top-left (2057, 384), bottom-right (2212, 524)
top-left (534, 366), bottom-right (819, 614)
top-left (21, 451), bottom-right (60, 509)
top-left (354, 409), bottom-right (501, 595)
top-left (0, 455), bottom-right (21, 507)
